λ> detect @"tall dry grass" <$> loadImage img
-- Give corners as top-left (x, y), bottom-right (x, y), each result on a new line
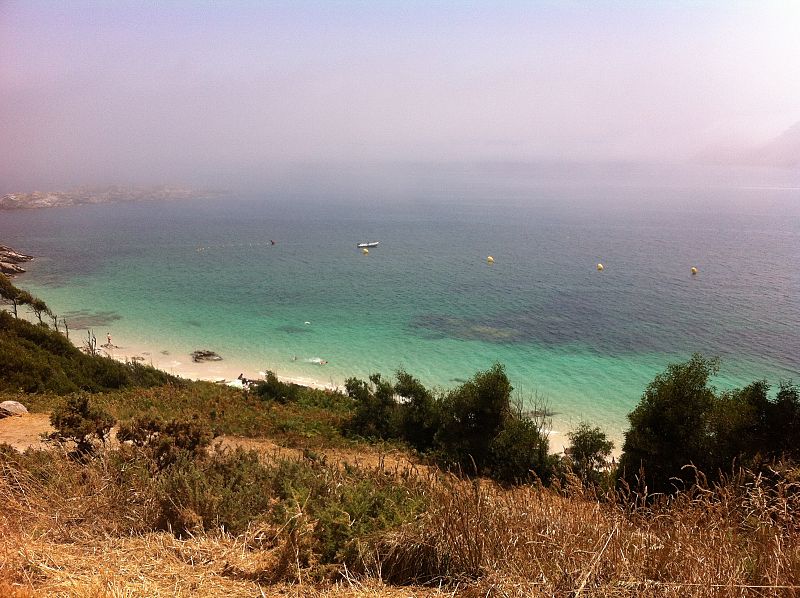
top-left (1, 445), bottom-right (799, 597)
top-left (373, 469), bottom-right (800, 596)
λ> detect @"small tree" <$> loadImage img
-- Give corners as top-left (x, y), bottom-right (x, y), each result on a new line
top-left (0, 275), bottom-right (33, 319)
top-left (84, 329), bottom-right (97, 355)
top-left (489, 411), bottom-right (551, 484)
top-left (766, 382), bottom-right (800, 458)
top-left (28, 297), bottom-right (49, 325)
top-left (619, 354), bottom-right (719, 494)
top-left (568, 422), bottom-right (614, 485)
top-left (434, 363), bottom-right (513, 475)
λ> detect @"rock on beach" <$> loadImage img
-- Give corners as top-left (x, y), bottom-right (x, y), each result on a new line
top-left (191, 350), bottom-right (223, 363)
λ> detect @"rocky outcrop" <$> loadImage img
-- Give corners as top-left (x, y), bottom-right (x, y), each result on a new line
top-left (0, 244), bottom-right (33, 276)
top-left (191, 350), bottom-right (223, 363)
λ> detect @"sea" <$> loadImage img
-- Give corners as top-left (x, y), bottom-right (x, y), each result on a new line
top-left (2, 164), bottom-right (799, 448)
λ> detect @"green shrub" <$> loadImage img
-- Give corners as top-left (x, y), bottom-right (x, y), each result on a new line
top-left (313, 478), bottom-right (424, 565)
top-left (117, 416), bottom-right (213, 469)
top-left (620, 354), bottom-right (800, 495)
top-left (434, 363), bottom-right (513, 475)
top-left (155, 448), bottom-right (274, 536)
top-left (251, 370), bottom-right (301, 403)
top-left (394, 370), bottom-right (439, 452)
top-left (49, 394), bottom-right (116, 456)
top-left (619, 354), bottom-right (718, 493)
top-left (344, 373), bottom-right (398, 439)
top-left (489, 414), bottom-right (552, 484)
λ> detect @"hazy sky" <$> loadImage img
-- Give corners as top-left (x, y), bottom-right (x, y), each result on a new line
top-left (2, 1), bottom-right (799, 191)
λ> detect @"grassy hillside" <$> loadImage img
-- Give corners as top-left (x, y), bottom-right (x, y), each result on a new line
top-left (0, 310), bottom-right (176, 393)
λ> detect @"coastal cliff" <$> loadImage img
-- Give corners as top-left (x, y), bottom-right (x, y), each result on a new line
top-left (0, 185), bottom-right (221, 210)
top-left (0, 244), bottom-right (33, 276)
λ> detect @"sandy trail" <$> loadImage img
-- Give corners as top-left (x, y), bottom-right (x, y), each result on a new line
top-left (0, 413), bottom-right (427, 476)
top-left (0, 413), bottom-right (53, 450)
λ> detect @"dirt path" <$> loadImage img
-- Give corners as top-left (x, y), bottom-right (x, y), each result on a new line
top-left (0, 413), bottom-right (53, 450)
top-left (0, 415), bottom-right (428, 476)
top-left (216, 436), bottom-right (429, 475)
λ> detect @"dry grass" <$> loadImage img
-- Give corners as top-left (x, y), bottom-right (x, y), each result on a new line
top-left (0, 531), bottom-right (452, 597)
top-left (373, 471), bottom-right (800, 596)
top-left (1, 445), bottom-right (799, 597)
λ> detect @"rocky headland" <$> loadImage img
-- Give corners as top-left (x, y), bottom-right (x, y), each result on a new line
top-left (0, 185), bottom-right (221, 210)
top-left (0, 244), bottom-right (33, 276)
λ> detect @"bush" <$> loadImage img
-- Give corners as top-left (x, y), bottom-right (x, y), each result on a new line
top-left (394, 370), bottom-right (439, 452)
top-left (49, 394), bottom-right (115, 456)
top-left (488, 413), bottom-right (552, 484)
top-left (434, 363), bottom-right (514, 475)
top-left (155, 448), bottom-right (274, 536)
top-left (344, 373), bottom-right (398, 439)
top-left (619, 354), bottom-right (718, 494)
top-left (117, 416), bottom-right (213, 469)
top-left (251, 370), bottom-right (301, 403)
top-left (342, 365), bottom-right (552, 483)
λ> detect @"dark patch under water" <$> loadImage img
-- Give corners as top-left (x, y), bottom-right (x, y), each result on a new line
top-left (61, 309), bottom-right (122, 329)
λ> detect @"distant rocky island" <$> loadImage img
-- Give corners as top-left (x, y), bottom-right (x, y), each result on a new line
top-left (0, 185), bottom-right (222, 210)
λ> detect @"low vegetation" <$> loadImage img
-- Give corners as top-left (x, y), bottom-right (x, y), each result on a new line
top-left (1, 276), bottom-right (799, 595)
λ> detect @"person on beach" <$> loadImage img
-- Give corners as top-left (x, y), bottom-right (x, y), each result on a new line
top-left (106, 332), bottom-right (112, 347)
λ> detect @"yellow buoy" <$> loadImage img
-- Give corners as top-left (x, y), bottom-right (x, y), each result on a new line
top-left (362, 248), bottom-right (369, 255)
top-left (487, 256), bottom-right (494, 264)
top-left (596, 263), bottom-right (604, 271)
top-left (691, 266), bottom-right (698, 275)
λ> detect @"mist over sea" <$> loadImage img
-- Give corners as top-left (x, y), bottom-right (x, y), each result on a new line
top-left (3, 166), bottom-right (799, 447)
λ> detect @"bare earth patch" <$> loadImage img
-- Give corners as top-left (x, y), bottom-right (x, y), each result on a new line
top-left (0, 414), bottom-right (53, 451)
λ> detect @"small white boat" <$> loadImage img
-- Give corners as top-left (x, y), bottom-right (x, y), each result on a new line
top-left (357, 241), bottom-right (380, 248)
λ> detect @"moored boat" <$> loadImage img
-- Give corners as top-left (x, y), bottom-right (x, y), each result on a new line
top-left (357, 241), bottom-right (380, 248)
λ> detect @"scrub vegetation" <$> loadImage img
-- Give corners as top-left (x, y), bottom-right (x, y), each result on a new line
top-left (1, 277), bottom-right (799, 596)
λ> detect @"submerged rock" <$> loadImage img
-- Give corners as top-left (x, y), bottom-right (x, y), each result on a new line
top-left (191, 350), bottom-right (223, 363)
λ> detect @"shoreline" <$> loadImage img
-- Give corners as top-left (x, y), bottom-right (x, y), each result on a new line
top-left (93, 337), bottom-right (342, 393)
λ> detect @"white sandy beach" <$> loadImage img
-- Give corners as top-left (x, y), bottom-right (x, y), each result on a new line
top-left (89, 336), bottom-right (342, 392)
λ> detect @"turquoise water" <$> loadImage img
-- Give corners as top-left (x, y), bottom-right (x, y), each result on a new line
top-left (2, 179), bottom-right (799, 447)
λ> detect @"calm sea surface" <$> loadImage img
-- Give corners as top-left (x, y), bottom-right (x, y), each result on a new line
top-left (3, 175), bottom-right (799, 446)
